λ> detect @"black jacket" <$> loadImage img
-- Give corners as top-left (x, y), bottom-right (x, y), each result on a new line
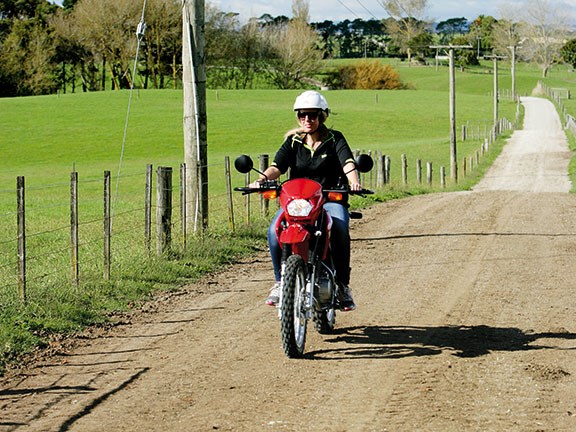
top-left (272, 126), bottom-right (355, 189)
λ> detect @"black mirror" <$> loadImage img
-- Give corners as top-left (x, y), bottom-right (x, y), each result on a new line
top-left (355, 154), bottom-right (373, 173)
top-left (234, 155), bottom-right (253, 174)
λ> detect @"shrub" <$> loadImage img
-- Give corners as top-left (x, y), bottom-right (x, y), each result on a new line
top-left (326, 60), bottom-right (405, 90)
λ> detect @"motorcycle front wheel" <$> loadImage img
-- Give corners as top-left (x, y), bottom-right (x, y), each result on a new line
top-left (280, 254), bottom-right (308, 358)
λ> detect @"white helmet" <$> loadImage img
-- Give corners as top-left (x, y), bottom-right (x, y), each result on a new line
top-left (293, 90), bottom-right (329, 114)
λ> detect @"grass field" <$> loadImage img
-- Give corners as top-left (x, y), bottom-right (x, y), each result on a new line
top-left (0, 58), bottom-right (573, 373)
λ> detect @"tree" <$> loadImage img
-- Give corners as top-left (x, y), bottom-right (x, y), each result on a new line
top-left (71, 0), bottom-right (141, 90)
top-left (205, 6), bottom-right (270, 89)
top-left (561, 39), bottom-right (576, 69)
top-left (492, 18), bottom-right (523, 56)
top-left (51, 9), bottom-right (95, 92)
top-left (518, 0), bottom-right (570, 77)
top-left (452, 35), bottom-right (479, 68)
top-left (436, 17), bottom-right (469, 44)
top-left (263, 0), bottom-right (323, 89)
top-left (467, 15), bottom-right (498, 57)
top-left (62, 0), bottom-right (78, 11)
top-left (379, 0), bottom-right (431, 64)
top-left (205, 7), bottom-right (241, 88)
top-left (491, 13), bottom-right (525, 100)
top-left (0, 0), bottom-right (59, 96)
top-left (140, 0), bottom-right (181, 89)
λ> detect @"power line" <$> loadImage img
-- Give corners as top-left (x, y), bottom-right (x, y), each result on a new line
top-left (354, 0), bottom-right (379, 19)
top-left (335, 0), bottom-right (361, 19)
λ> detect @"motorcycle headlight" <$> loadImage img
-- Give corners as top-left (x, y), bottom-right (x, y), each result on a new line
top-left (286, 199), bottom-right (313, 217)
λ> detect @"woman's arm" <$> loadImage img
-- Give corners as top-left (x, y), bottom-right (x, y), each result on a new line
top-left (249, 166), bottom-right (282, 187)
top-left (343, 161), bottom-right (361, 191)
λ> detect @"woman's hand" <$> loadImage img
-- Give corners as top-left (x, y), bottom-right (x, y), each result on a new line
top-left (248, 166), bottom-right (281, 188)
top-left (349, 182), bottom-right (362, 192)
top-left (343, 161), bottom-right (362, 191)
top-left (249, 178), bottom-right (265, 188)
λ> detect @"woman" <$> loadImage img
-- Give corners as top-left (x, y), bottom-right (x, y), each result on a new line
top-left (251, 90), bottom-right (361, 311)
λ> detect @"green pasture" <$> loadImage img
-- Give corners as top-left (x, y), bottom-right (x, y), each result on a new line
top-left (1, 59), bottom-right (573, 373)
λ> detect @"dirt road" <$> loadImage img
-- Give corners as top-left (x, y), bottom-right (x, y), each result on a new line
top-left (2, 97), bottom-right (576, 431)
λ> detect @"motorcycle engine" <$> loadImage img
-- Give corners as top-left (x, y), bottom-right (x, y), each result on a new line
top-left (315, 267), bottom-right (333, 304)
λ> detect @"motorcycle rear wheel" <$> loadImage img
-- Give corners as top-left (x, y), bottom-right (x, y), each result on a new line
top-left (281, 254), bottom-right (308, 358)
top-left (314, 307), bottom-right (336, 334)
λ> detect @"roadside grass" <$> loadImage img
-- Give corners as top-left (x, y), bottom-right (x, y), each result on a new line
top-left (0, 59), bottom-right (549, 374)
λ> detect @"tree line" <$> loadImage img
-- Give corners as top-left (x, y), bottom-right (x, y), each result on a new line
top-left (0, 0), bottom-right (574, 97)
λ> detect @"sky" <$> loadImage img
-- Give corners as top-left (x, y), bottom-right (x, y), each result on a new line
top-left (210, 0), bottom-right (519, 23)
top-left (48, 0), bottom-right (574, 24)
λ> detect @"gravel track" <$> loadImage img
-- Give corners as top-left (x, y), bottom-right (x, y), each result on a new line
top-left (2, 96), bottom-right (576, 432)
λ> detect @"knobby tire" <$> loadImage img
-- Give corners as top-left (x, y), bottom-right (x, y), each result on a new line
top-left (281, 254), bottom-right (308, 358)
top-left (314, 307), bottom-right (336, 334)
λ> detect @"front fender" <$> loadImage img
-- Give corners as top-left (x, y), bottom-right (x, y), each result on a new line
top-left (279, 223), bottom-right (310, 244)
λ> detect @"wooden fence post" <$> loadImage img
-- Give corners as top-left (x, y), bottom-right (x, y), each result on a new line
top-left (367, 150), bottom-right (373, 188)
top-left (259, 154), bottom-right (269, 216)
top-left (244, 172), bottom-right (251, 224)
top-left (385, 155), bottom-right (391, 184)
top-left (401, 154), bottom-right (408, 185)
top-left (427, 162), bottom-right (433, 186)
top-left (224, 156), bottom-right (235, 233)
top-left (17, 176), bottom-right (26, 304)
top-left (416, 159), bottom-right (422, 184)
top-left (180, 163), bottom-right (187, 250)
top-left (145, 164), bottom-right (153, 253)
top-left (377, 154), bottom-right (385, 188)
top-left (440, 166), bottom-right (446, 189)
top-left (70, 171), bottom-right (79, 288)
top-left (104, 171), bottom-right (111, 281)
top-left (156, 166), bottom-right (172, 255)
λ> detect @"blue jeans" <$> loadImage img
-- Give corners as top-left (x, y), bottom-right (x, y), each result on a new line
top-left (267, 202), bottom-right (351, 285)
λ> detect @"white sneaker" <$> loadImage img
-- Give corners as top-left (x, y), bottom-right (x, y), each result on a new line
top-left (266, 282), bottom-right (281, 306)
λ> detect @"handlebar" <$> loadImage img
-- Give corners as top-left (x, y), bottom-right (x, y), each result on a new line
top-left (324, 188), bottom-right (374, 196)
top-left (234, 180), bottom-right (280, 195)
top-left (234, 184), bottom-right (374, 197)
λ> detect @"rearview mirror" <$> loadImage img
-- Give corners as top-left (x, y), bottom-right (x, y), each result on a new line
top-left (234, 155), bottom-right (254, 174)
top-left (355, 154), bottom-right (374, 173)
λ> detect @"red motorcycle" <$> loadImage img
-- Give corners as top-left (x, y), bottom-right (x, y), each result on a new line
top-left (234, 154), bottom-right (373, 358)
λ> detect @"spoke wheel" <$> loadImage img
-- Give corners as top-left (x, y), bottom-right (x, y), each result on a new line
top-left (280, 255), bottom-right (308, 358)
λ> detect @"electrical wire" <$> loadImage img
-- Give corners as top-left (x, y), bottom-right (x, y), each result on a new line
top-left (354, 0), bottom-right (379, 19)
top-left (336, 0), bottom-right (361, 19)
top-left (112, 0), bottom-right (147, 233)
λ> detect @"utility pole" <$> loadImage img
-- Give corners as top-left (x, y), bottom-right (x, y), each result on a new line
top-left (485, 54), bottom-right (506, 135)
top-left (509, 45), bottom-right (517, 101)
top-left (430, 45), bottom-right (472, 183)
top-left (182, 0), bottom-right (208, 234)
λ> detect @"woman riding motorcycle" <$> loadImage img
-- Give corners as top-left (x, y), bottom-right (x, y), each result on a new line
top-left (251, 90), bottom-right (361, 311)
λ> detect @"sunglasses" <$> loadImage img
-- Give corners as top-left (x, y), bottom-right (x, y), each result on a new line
top-left (297, 110), bottom-right (320, 120)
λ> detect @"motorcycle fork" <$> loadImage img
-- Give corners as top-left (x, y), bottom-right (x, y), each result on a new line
top-left (277, 244), bottom-right (290, 317)
top-left (307, 216), bottom-right (327, 315)
top-left (279, 238), bottom-right (317, 321)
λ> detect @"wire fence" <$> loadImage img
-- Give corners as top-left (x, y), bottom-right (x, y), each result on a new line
top-left (0, 121), bottom-right (515, 307)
